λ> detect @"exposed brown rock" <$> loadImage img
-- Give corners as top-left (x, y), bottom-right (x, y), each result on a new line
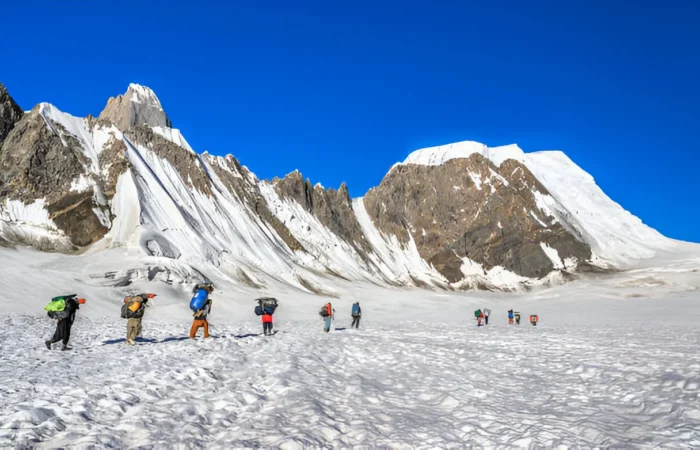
top-left (274, 171), bottom-right (373, 255)
top-left (0, 110), bottom-right (83, 203)
top-left (97, 131), bottom-right (128, 199)
top-left (48, 190), bottom-right (108, 247)
top-left (0, 109), bottom-right (109, 248)
top-left (98, 84), bottom-right (171, 131)
top-left (364, 154), bottom-right (591, 281)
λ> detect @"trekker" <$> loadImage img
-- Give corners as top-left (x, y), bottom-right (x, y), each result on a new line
top-left (508, 309), bottom-right (514, 325)
top-left (483, 308), bottom-right (491, 325)
top-left (351, 302), bottom-right (361, 329)
top-left (514, 311), bottom-right (521, 325)
top-left (190, 298), bottom-right (212, 339)
top-left (474, 309), bottom-right (484, 327)
top-left (530, 314), bottom-right (539, 326)
top-left (123, 293), bottom-right (156, 345)
top-left (255, 297), bottom-right (278, 336)
top-left (189, 283), bottom-right (214, 339)
top-left (45, 295), bottom-right (85, 351)
top-left (319, 302), bottom-right (334, 332)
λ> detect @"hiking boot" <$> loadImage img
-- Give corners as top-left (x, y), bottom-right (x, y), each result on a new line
top-left (126, 339), bottom-right (135, 346)
top-left (61, 345), bottom-right (71, 351)
top-left (45, 340), bottom-right (52, 350)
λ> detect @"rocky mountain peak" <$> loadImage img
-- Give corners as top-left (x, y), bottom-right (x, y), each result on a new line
top-left (97, 84), bottom-right (172, 131)
top-left (0, 83), bottom-right (24, 145)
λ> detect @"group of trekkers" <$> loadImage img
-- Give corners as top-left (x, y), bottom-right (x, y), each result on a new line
top-left (43, 284), bottom-right (364, 350)
top-left (474, 308), bottom-right (539, 326)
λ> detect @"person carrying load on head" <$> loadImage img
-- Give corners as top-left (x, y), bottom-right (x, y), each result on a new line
top-left (122, 293), bottom-right (156, 345)
top-left (508, 309), bottom-right (514, 325)
top-left (189, 283), bottom-right (214, 339)
top-left (474, 309), bottom-right (484, 326)
top-left (483, 308), bottom-right (491, 325)
top-left (254, 297), bottom-right (278, 336)
top-left (351, 302), bottom-right (362, 329)
top-left (45, 294), bottom-right (86, 351)
top-left (514, 311), bottom-right (521, 325)
top-left (319, 302), bottom-right (334, 332)
top-left (530, 314), bottom-right (539, 326)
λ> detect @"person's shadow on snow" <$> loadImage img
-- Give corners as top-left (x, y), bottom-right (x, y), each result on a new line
top-left (101, 337), bottom-right (159, 345)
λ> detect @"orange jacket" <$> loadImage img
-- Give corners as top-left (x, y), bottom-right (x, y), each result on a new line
top-left (325, 303), bottom-right (333, 317)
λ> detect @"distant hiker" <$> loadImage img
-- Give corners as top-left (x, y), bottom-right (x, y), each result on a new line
top-left (190, 298), bottom-right (213, 339)
top-left (508, 309), bottom-right (514, 325)
top-left (483, 308), bottom-right (491, 325)
top-left (351, 302), bottom-right (362, 329)
top-left (474, 309), bottom-right (484, 327)
top-left (514, 311), bottom-right (521, 325)
top-left (189, 283), bottom-right (214, 339)
top-left (530, 314), bottom-right (539, 326)
top-left (122, 293), bottom-right (156, 345)
top-left (45, 295), bottom-right (85, 351)
top-left (254, 297), bottom-right (278, 336)
top-left (319, 302), bottom-right (334, 332)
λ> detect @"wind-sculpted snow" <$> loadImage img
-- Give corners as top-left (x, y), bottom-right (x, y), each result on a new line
top-left (1, 315), bottom-right (699, 447)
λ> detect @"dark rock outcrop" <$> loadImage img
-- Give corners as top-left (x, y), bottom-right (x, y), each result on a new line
top-left (364, 154), bottom-right (592, 281)
top-left (274, 171), bottom-right (373, 256)
top-left (0, 83), bottom-right (23, 146)
top-left (0, 108), bottom-right (108, 248)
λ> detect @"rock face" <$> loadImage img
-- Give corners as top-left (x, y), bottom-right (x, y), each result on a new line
top-left (364, 154), bottom-right (592, 282)
top-left (0, 82), bottom-right (623, 292)
top-left (274, 171), bottom-right (372, 257)
top-left (0, 83), bottom-right (23, 145)
top-left (0, 108), bottom-right (109, 248)
top-left (98, 84), bottom-right (171, 131)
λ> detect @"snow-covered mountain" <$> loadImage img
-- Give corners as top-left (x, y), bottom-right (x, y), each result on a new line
top-left (0, 83), bottom-right (679, 293)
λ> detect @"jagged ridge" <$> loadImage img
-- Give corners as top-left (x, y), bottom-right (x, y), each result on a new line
top-left (0, 83), bottom-right (674, 292)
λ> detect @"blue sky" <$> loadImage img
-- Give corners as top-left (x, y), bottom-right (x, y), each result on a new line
top-left (2, 0), bottom-right (698, 242)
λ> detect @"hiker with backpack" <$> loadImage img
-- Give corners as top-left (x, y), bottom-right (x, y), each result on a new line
top-left (319, 302), bottom-right (334, 332)
top-left (190, 298), bottom-right (212, 339)
top-left (508, 309), bottom-right (515, 325)
top-left (45, 294), bottom-right (85, 351)
top-left (514, 311), bottom-right (521, 325)
top-left (483, 308), bottom-right (491, 325)
top-left (254, 297), bottom-right (278, 336)
top-left (351, 302), bottom-right (361, 329)
top-left (474, 309), bottom-right (484, 327)
top-left (189, 283), bottom-right (214, 339)
top-left (122, 293), bottom-right (156, 345)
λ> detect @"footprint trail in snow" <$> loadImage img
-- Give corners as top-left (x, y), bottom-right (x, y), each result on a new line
top-left (2, 316), bottom-right (700, 447)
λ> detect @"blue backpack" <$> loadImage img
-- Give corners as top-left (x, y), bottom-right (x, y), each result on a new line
top-left (352, 303), bottom-right (360, 316)
top-left (190, 289), bottom-right (209, 313)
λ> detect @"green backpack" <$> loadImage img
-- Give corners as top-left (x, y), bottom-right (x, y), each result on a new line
top-left (44, 295), bottom-right (77, 316)
top-left (45, 297), bottom-right (67, 312)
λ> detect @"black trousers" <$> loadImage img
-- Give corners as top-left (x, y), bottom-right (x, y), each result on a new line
top-left (263, 322), bottom-right (273, 334)
top-left (351, 316), bottom-right (361, 328)
top-left (485, 316), bottom-right (489, 325)
top-left (51, 319), bottom-right (73, 345)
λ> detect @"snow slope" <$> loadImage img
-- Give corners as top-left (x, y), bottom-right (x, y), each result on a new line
top-left (400, 140), bottom-right (675, 267)
top-left (2, 94), bottom-right (691, 292)
top-left (1, 245), bottom-right (700, 447)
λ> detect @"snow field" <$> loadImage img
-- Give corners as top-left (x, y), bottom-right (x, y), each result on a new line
top-left (1, 314), bottom-right (699, 447)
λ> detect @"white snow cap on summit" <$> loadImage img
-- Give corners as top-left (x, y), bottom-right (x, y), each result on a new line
top-left (402, 140), bottom-right (525, 167)
top-left (127, 83), bottom-right (164, 109)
